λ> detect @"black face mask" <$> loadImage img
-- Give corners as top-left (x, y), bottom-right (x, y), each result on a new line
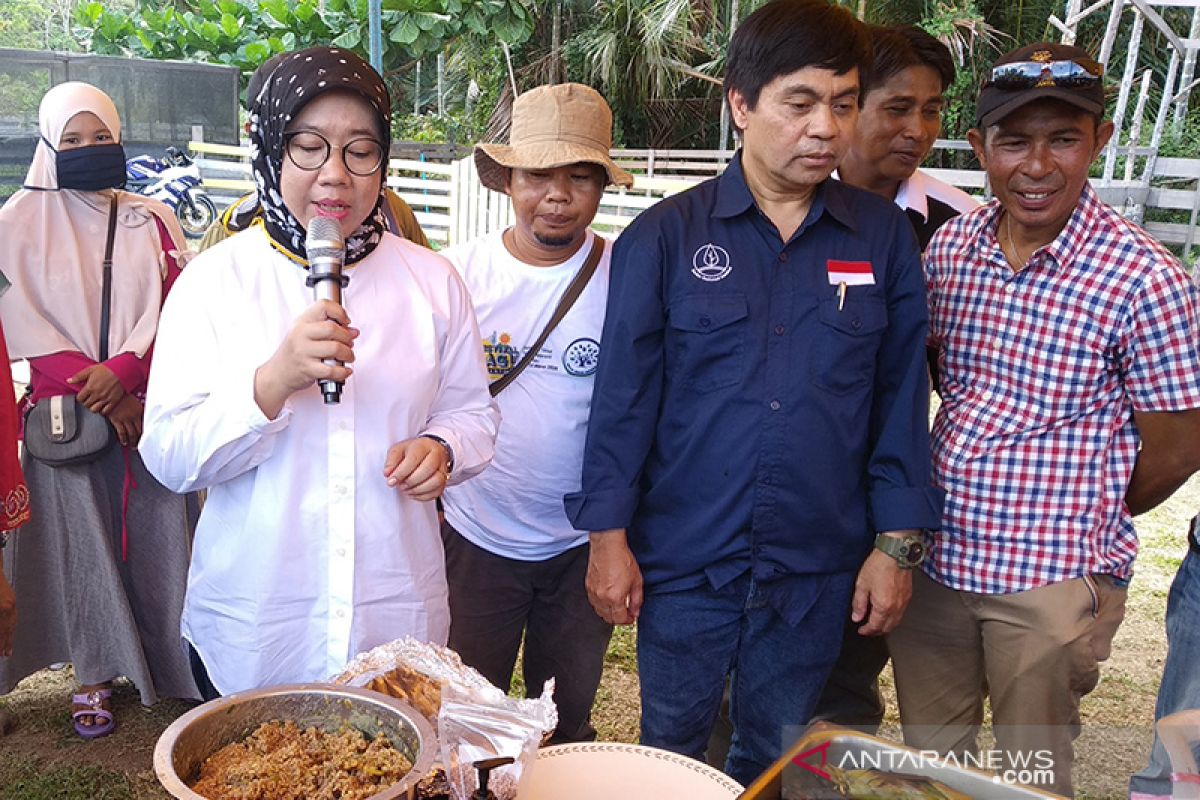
top-left (48, 141), bottom-right (128, 191)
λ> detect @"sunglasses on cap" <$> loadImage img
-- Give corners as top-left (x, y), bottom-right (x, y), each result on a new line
top-left (986, 57), bottom-right (1103, 90)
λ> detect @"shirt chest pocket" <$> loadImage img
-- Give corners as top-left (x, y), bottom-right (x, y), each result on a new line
top-left (810, 297), bottom-right (889, 395)
top-left (668, 294), bottom-right (749, 394)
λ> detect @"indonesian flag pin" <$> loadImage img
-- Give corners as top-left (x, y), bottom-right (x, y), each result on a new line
top-left (826, 260), bottom-right (874, 311)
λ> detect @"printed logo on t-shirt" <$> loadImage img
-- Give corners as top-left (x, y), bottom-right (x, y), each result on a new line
top-left (483, 332), bottom-right (520, 378)
top-left (691, 243), bottom-right (732, 282)
top-left (562, 337), bottom-right (600, 376)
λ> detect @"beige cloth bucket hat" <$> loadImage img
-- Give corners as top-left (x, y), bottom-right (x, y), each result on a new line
top-left (474, 83), bottom-right (634, 192)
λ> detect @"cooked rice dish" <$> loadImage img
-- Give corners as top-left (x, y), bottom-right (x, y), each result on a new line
top-left (191, 719), bottom-right (413, 800)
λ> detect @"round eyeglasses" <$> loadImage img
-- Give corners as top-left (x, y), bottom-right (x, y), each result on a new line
top-left (283, 131), bottom-right (385, 176)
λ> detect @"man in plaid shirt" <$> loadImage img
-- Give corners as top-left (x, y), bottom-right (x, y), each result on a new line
top-left (889, 42), bottom-right (1200, 797)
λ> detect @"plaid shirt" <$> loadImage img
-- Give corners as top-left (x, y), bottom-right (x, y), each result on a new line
top-left (925, 184), bottom-right (1200, 594)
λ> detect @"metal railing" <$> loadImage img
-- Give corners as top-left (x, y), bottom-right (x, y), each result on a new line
top-left (188, 141), bottom-right (1200, 258)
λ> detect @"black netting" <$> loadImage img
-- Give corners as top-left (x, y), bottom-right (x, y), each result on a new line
top-left (0, 49), bottom-right (238, 201)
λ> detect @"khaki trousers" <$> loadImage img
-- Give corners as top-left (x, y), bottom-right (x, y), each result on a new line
top-left (888, 569), bottom-right (1126, 797)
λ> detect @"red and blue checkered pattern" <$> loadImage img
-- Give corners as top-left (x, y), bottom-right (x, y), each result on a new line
top-left (925, 184), bottom-right (1200, 594)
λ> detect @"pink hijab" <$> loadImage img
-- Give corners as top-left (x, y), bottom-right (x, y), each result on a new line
top-left (0, 81), bottom-right (185, 362)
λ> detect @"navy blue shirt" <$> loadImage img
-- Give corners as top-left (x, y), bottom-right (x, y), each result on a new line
top-left (564, 155), bottom-right (943, 623)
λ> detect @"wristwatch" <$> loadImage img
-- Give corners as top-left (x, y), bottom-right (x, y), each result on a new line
top-left (873, 532), bottom-right (928, 569)
top-left (420, 434), bottom-right (455, 476)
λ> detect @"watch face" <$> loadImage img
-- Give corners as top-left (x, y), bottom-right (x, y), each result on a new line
top-left (903, 539), bottom-right (926, 566)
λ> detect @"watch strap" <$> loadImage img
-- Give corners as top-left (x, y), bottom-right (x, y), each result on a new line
top-left (873, 532), bottom-right (926, 569)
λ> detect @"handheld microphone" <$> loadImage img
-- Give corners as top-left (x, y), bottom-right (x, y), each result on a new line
top-left (304, 217), bottom-right (349, 405)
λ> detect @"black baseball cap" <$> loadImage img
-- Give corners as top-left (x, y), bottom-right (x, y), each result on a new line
top-left (975, 42), bottom-right (1106, 129)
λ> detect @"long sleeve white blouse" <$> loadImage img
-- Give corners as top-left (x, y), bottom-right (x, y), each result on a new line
top-left (141, 228), bottom-right (498, 694)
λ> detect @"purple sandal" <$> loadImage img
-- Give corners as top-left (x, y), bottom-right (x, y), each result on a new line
top-left (71, 689), bottom-right (115, 739)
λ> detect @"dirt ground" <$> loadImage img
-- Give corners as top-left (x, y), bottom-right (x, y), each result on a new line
top-left (0, 477), bottom-right (1193, 798)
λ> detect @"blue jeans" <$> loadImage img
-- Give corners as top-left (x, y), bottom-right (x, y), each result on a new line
top-left (1130, 548), bottom-right (1200, 797)
top-left (636, 570), bottom-right (854, 787)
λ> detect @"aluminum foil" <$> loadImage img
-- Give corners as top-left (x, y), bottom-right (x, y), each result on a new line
top-left (332, 637), bottom-right (558, 800)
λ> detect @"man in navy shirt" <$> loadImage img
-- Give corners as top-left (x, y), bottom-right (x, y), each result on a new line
top-left (565, 0), bottom-right (943, 784)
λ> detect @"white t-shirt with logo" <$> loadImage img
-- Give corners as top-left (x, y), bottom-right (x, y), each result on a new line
top-left (442, 229), bottom-right (611, 561)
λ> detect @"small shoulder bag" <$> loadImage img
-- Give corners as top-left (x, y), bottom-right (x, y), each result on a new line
top-left (24, 197), bottom-right (119, 466)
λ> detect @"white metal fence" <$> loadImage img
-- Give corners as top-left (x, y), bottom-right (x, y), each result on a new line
top-left (190, 141), bottom-right (1200, 257)
top-left (191, 141), bottom-right (703, 248)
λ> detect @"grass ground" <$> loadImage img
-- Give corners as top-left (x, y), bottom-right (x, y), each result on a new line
top-left (1, 477), bottom-right (1193, 798)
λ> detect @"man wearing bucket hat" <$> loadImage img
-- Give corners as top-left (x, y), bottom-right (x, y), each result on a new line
top-left (566, 0), bottom-right (943, 784)
top-left (440, 82), bottom-right (632, 744)
top-left (888, 42), bottom-right (1200, 796)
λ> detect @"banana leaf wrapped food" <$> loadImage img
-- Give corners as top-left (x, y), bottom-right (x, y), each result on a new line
top-left (824, 766), bottom-right (973, 800)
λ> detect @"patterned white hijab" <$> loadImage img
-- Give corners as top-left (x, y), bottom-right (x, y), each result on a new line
top-left (248, 46), bottom-right (390, 265)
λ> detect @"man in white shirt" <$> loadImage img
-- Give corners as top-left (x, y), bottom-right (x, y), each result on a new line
top-left (814, 24), bottom-right (976, 732)
top-left (837, 25), bottom-right (977, 250)
top-left (440, 83), bottom-right (633, 743)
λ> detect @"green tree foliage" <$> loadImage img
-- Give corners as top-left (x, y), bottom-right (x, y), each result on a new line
top-left (73, 0), bottom-right (533, 99)
top-left (49, 0), bottom-right (1200, 151)
top-left (1, 0), bottom-right (92, 51)
top-left (865, 0), bottom-right (1199, 146)
top-left (493, 0), bottom-right (730, 146)
top-left (567, 0), bottom-right (710, 144)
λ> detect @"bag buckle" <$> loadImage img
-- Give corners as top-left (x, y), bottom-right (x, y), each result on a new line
top-left (49, 395), bottom-right (66, 441)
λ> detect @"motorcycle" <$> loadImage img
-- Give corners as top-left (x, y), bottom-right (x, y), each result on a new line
top-left (125, 146), bottom-right (218, 239)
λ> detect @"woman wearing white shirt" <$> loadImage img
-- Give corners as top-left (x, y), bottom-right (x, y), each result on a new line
top-left (140, 47), bottom-right (498, 697)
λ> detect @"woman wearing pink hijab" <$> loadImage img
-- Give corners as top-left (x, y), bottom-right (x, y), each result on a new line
top-left (0, 82), bottom-right (198, 739)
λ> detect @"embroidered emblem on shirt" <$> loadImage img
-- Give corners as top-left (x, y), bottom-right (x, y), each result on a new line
top-left (563, 337), bottom-right (601, 376)
top-left (692, 243), bottom-right (732, 282)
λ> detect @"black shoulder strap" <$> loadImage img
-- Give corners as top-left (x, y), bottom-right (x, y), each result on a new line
top-left (98, 195), bottom-right (118, 362)
top-left (489, 236), bottom-right (604, 397)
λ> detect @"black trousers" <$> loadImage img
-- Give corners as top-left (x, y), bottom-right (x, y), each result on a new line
top-left (810, 617), bottom-right (890, 731)
top-left (189, 643), bottom-right (221, 702)
top-left (442, 522), bottom-right (613, 744)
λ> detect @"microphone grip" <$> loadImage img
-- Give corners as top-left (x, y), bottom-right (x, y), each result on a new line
top-left (313, 276), bottom-right (344, 405)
